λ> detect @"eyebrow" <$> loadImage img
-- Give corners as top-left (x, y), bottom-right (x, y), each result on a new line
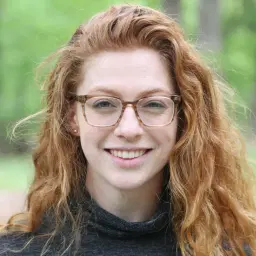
top-left (87, 86), bottom-right (172, 98)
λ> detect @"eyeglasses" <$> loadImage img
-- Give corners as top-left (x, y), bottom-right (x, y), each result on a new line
top-left (71, 94), bottom-right (181, 127)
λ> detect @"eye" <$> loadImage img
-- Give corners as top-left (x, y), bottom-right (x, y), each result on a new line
top-left (92, 100), bottom-right (117, 109)
top-left (143, 101), bottom-right (166, 108)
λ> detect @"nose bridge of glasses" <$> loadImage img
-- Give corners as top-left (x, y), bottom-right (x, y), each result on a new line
top-left (125, 102), bottom-right (135, 109)
top-left (120, 102), bottom-right (141, 123)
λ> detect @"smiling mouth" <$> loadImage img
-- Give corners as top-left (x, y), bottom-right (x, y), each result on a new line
top-left (104, 149), bottom-right (152, 159)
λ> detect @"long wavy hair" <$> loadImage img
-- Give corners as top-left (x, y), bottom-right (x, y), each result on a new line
top-left (1, 4), bottom-right (256, 256)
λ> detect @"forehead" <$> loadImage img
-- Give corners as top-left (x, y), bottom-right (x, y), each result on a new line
top-left (77, 48), bottom-right (174, 97)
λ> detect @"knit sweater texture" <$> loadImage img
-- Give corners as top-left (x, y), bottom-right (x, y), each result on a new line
top-left (0, 189), bottom-right (252, 256)
top-left (0, 189), bottom-right (182, 256)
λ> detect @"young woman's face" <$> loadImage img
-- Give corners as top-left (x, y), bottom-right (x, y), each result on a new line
top-left (73, 48), bottom-right (178, 191)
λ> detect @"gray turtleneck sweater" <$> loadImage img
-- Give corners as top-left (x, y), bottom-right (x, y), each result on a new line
top-left (0, 190), bottom-right (252, 256)
top-left (0, 190), bottom-right (182, 255)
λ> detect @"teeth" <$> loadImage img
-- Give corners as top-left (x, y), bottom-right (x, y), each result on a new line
top-left (134, 151), bottom-right (140, 158)
top-left (110, 150), bottom-right (147, 159)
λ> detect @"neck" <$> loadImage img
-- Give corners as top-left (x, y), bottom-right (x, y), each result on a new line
top-left (85, 171), bottom-right (164, 222)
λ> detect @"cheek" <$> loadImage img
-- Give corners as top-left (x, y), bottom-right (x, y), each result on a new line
top-left (155, 119), bottom-right (177, 147)
top-left (80, 127), bottom-right (97, 148)
top-left (152, 120), bottom-right (178, 151)
top-left (79, 125), bottom-right (110, 154)
top-left (76, 111), bottom-right (96, 144)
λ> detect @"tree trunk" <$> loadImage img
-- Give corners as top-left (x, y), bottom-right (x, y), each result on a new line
top-left (198, 0), bottom-right (221, 52)
top-left (161, 0), bottom-right (181, 23)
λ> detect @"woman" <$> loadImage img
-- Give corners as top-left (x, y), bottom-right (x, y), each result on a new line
top-left (0, 4), bottom-right (255, 256)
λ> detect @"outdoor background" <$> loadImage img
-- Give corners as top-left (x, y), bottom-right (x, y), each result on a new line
top-left (0, 0), bottom-right (256, 222)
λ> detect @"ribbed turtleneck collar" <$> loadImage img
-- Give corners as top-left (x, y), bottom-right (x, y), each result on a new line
top-left (38, 167), bottom-right (172, 240)
top-left (85, 188), bottom-right (171, 239)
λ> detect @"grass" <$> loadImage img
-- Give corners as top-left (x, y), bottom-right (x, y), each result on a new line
top-left (0, 155), bottom-right (34, 191)
top-left (0, 145), bottom-right (255, 191)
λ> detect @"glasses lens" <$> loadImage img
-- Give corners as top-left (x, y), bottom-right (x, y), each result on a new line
top-left (85, 96), bottom-right (122, 126)
top-left (137, 96), bottom-right (174, 126)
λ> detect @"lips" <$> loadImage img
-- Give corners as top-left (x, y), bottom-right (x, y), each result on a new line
top-left (104, 148), bottom-right (152, 159)
top-left (104, 148), bottom-right (153, 169)
top-left (109, 149), bottom-right (146, 159)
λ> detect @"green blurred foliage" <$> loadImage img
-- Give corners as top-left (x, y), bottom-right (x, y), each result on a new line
top-left (0, 0), bottom-right (159, 121)
top-left (0, 0), bottom-right (256, 153)
top-left (221, 0), bottom-right (256, 105)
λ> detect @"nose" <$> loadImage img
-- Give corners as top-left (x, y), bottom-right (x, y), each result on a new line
top-left (114, 105), bottom-right (143, 141)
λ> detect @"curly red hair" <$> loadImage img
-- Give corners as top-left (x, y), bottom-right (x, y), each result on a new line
top-left (1, 4), bottom-right (256, 255)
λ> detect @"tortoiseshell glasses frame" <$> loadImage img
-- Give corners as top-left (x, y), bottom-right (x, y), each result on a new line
top-left (71, 94), bottom-right (181, 127)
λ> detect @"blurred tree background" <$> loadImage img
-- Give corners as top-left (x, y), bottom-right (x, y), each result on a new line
top-left (0, 0), bottom-right (256, 190)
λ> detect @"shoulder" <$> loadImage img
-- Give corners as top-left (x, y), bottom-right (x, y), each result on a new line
top-left (0, 232), bottom-right (27, 255)
top-left (0, 228), bottom-right (75, 255)
top-left (0, 232), bottom-right (49, 255)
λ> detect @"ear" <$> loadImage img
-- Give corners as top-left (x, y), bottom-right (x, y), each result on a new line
top-left (67, 103), bottom-right (80, 136)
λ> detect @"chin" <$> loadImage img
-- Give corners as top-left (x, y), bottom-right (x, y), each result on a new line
top-left (107, 173), bottom-right (152, 191)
